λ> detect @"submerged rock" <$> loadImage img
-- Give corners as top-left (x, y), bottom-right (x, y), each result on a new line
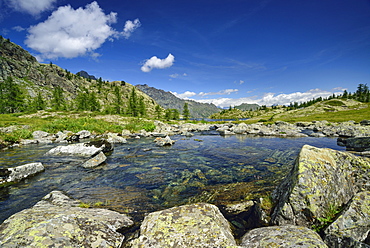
top-left (271, 145), bottom-right (370, 228)
top-left (338, 136), bottom-right (370, 152)
top-left (0, 191), bottom-right (133, 247)
top-left (0, 162), bottom-right (44, 186)
top-left (154, 135), bottom-right (176, 146)
top-left (129, 203), bottom-right (237, 248)
top-left (240, 225), bottom-right (328, 247)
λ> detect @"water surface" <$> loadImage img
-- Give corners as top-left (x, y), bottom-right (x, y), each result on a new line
top-left (0, 134), bottom-right (344, 223)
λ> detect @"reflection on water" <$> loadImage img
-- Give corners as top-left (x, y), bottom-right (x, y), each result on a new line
top-left (0, 135), bottom-right (344, 223)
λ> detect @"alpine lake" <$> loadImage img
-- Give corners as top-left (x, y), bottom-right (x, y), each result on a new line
top-left (0, 133), bottom-right (345, 227)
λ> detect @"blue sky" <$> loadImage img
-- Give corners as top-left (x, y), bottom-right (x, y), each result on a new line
top-left (1, 0), bottom-right (369, 107)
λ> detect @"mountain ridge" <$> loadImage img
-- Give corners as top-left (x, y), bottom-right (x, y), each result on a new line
top-left (136, 84), bottom-right (221, 118)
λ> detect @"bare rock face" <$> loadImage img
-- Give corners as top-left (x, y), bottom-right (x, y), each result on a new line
top-left (271, 145), bottom-right (370, 228)
top-left (240, 225), bottom-right (328, 248)
top-left (129, 203), bottom-right (238, 248)
top-left (0, 191), bottom-right (133, 247)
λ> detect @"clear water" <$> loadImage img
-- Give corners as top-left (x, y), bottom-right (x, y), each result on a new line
top-left (0, 134), bottom-right (344, 223)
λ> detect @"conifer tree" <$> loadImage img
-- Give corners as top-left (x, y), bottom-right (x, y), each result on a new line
top-left (0, 76), bottom-right (25, 113)
top-left (52, 85), bottom-right (66, 111)
top-left (183, 102), bottom-right (190, 120)
top-left (155, 105), bottom-right (162, 119)
top-left (129, 87), bottom-right (138, 117)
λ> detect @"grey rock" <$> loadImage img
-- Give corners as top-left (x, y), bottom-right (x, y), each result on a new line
top-left (129, 203), bottom-right (237, 248)
top-left (32, 130), bottom-right (49, 139)
top-left (338, 136), bottom-right (370, 152)
top-left (240, 225), bottom-right (328, 248)
top-left (324, 191), bottom-right (370, 247)
top-left (0, 162), bottom-right (44, 186)
top-left (0, 191), bottom-right (133, 247)
top-left (271, 145), bottom-right (370, 228)
top-left (154, 135), bottom-right (175, 146)
top-left (82, 151), bottom-right (107, 168)
top-left (105, 132), bottom-right (127, 144)
top-left (76, 130), bottom-right (91, 139)
top-left (360, 120), bottom-right (370, 126)
top-left (46, 143), bottom-right (102, 156)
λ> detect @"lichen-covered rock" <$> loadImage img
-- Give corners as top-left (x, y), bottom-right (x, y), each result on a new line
top-left (0, 162), bottom-right (44, 186)
top-left (82, 151), bottom-right (107, 168)
top-left (271, 145), bottom-right (370, 228)
top-left (324, 191), bottom-right (370, 247)
top-left (105, 132), bottom-right (127, 144)
top-left (0, 191), bottom-right (133, 247)
top-left (129, 203), bottom-right (238, 248)
top-left (240, 225), bottom-right (328, 247)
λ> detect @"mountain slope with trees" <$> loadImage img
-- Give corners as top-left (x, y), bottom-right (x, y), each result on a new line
top-left (136, 84), bottom-right (221, 118)
top-left (0, 36), bottom-right (162, 117)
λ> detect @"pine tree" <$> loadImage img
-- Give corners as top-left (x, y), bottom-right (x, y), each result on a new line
top-left (138, 96), bottom-right (146, 116)
top-left (113, 85), bottom-right (122, 114)
top-left (52, 86), bottom-right (66, 111)
top-left (32, 91), bottom-right (46, 110)
top-left (183, 102), bottom-right (190, 120)
top-left (129, 87), bottom-right (138, 117)
top-left (155, 105), bottom-right (162, 119)
top-left (0, 76), bottom-right (25, 113)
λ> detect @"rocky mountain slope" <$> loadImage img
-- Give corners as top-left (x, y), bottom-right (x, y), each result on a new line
top-left (136, 84), bottom-right (221, 118)
top-left (0, 36), bottom-right (160, 117)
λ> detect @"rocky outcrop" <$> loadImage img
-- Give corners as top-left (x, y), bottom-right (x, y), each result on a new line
top-left (271, 145), bottom-right (370, 227)
top-left (324, 191), bottom-right (370, 247)
top-left (240, 225), bottom-right (328, 247)
top-left (271, 145), bottom-right (370, 247)
top-left (129, 203), bottom-right (238, 248)
top-left (0, 191), bottom-right (133, 247)
top-left (0, 162), bottom-right (44, 186)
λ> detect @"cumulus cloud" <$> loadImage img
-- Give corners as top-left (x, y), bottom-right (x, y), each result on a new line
top-left (25, 1), bottom-right (140, 60)
top-left (122, 19), bottom-right (141, 39)
top-left (199, 89), bottom-right (239, 96)
top-left (9, 0), bottom-right (57, 15)
top-left (195, 88), bottom-right (344, 108)
top-left (171, 91), bottom-right (197, 99)
top-left (141, 54), bottom-right (175, 72)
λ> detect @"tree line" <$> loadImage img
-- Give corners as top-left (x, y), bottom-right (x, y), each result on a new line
top-left (0, 76), bottom-right (192, 120)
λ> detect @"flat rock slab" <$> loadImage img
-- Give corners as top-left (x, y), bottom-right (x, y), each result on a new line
top-left (0, 191), bottom-right (133, 247)
top-left (0, 162), bottom-right (44, 186)
top-left (46, 143), bottom-right (102, 156)
top-left (129, 202), bottom-right (238, 248)
top-left (82, 151), bottom-right (107, 168)
top-left (240, 225), bottom-right (328, 247)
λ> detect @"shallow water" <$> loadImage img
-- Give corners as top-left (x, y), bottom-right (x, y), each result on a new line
top-left (0, 134), bottom-right (344, 223)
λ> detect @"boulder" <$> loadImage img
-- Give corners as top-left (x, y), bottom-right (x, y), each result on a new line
top-left (82, 151), bottom-right (107, 168)
top-left (129, 203), bottom-right (238, 248)
top-left (32, 130), bottom-right (49, 139)
top-left (154, 135), bottom-right (175, 146)
top-left (46, 140), bottom-right (113, 157)
top-left (240, 225), bottom-right (328, 247)
top-left (0, 191), bottom-right (133, 247)
top-left (0, 162), bottom-right (44, 186)
top-left (76, 130), bottom-right (91, 139)
top-left (105, 132), bottom-right (127, 144)
top-left (271, 145), bottom-right (370, 228)
top-left (45, 143), bottom-right (102, 157)
top-left (360, 120), bottom-right (370, 126)
top-left (324, 191), bottom-right (370, 247)
top-left (338, 136), bottom-right (370, 152)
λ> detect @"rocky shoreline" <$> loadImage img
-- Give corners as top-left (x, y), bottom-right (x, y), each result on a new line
top-left (0, 120), bottom-right (370, 247)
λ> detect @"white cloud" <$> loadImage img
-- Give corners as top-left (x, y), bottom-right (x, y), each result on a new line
top-left (141, 54), bottom-right (175, 72)
top-left (12, 26), bottom-right (25, 32)
top-left (171, 91), bottom-right (197, 99)
top-left (169, 73), bottom-right (187, 79)
top-left (122, 19), bottom-right (141, 39)
top-left (194, 88), bottom-right (344, 108)
top-left (24, 1), bottom-right (140, 60)
top-left (9, 0), bottom-right (57, 15)
top-left (199, 89), bottom-right (239, 96)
